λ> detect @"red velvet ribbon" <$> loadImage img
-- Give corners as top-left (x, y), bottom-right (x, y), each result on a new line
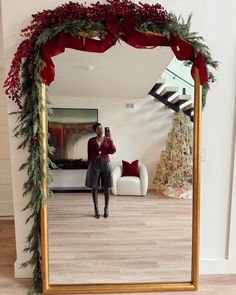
top-left (40, 32), bottom-right (116, 84)
top-left (40, 30), bottom-right (208, 86)
top-left (169, 35), bottom-right (208, 84)
top-left (122, 30), bottom-right (170, 48)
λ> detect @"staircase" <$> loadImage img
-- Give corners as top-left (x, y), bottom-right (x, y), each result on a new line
top-left (149, 79), bottom-right (194, 122)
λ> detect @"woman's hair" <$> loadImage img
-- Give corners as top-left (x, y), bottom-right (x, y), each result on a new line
top-left (92, 122), bottom-right (102, 132)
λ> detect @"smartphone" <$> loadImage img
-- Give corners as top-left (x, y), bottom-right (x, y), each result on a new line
top-left (104, 127), bottom-right (110, 137)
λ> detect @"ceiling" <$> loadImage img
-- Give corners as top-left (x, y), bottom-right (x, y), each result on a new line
top-left (49, 42), bottom-right (174, 99)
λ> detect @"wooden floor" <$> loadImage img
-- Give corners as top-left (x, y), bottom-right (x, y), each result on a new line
top-left (1, 219), bottom-right (236, 295)
top-left (47, 192), bottom-right (193, 284)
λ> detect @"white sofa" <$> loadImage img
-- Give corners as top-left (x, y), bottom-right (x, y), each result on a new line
top-left (111, 162), bottom-right (148, 196)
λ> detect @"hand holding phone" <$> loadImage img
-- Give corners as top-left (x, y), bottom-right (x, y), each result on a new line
top-left (105, 127), bottom-right (110, 137)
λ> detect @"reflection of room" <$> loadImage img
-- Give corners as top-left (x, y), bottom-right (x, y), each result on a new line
top-left (49, 47), bottom-right (194, 193)
top-left (49, 45), bottom-right (176, 191)
top-left (50, 94), bottom-right (174, 190)
top-left (50, 78), bottom-right (193, 194)
top-left (47, 46), bottom-right (194, 285)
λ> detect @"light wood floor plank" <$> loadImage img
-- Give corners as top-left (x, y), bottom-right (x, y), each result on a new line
top-left (47, 192), bottom-right (193, 284)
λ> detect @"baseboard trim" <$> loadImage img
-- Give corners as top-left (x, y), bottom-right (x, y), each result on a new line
top-left (200, 258), bottom-right (235, 274)
top-left (0, 216), bottom-right (14, 221)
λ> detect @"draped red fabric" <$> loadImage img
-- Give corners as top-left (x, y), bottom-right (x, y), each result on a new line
top-left (40, 33), bottom-right (68, 84)
top-left (122, 30), bottom-right (170, 48)
top-left (40, 32), bottom-right (116, 84)
top-left (169, 35), bottom-right (208, 84)
top-left (40, 30), bottom-right (208, 85)
top-left (170, 35), bottom-right (194, 60)
top-left (191, 52), bottom-right (208, 84)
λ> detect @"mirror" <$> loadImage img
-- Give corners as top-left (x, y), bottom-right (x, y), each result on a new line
top-left (40, 41), bottom-right (201, 293)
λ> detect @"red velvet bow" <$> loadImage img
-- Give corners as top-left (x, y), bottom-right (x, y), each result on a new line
top-left (106, 13), bottom-right (137, 36)
top-left (170, 35), bottom-right (208, 84)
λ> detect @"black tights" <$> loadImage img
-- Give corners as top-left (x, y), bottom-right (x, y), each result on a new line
top-left (92, 187), bottom-right (109, 210)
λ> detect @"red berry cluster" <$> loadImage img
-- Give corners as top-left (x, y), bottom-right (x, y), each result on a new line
top-left (4, 39), bottom-right (33, 108)
top-left (4, 0), bottom-right (172, 107)
top-left (86, 2), bottom-right (110, 22)
top-left (106, 0), bottom-right (137, 18)
top-left (136, 3), bottom-right (171, 25)
top-left (31, 136), bottom-right (39, 148)
top-left (86, 0), bottom-right (171, 24)
top-left (21, 2), bottom-right (87, 40)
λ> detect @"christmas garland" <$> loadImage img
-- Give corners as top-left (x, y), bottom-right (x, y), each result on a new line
top-left (4, 1), bottom-right (218, 294)
top-left (4, 0), bottom-right (218, 108)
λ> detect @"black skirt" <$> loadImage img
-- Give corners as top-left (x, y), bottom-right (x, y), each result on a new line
top-left (85, 156), bottom-right (113, 188)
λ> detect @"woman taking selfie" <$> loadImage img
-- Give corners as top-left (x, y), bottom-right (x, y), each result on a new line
top-left (85, 123), bottom-right (116, 219)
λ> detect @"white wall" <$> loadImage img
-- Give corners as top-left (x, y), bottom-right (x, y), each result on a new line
top-left (156, 0), bottom-right (236, 273)
top-left (7, 97), bottom-right (32, 276)
top-left (0, 0), bottom-right (13, 217)
top-left (1, 0), bottom-right (236, 277)
top-left (0, 67), bottom-right (14, 216)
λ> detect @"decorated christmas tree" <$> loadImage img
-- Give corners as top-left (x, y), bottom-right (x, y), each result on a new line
top-left (156, 111), bottom-right (193, 198)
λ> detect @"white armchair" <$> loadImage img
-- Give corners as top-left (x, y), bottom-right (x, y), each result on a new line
top-left (112, 162), bottom-right (148, 196)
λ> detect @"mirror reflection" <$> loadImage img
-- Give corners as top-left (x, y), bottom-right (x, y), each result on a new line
top-left (47, 43), bottom-right (194, 285)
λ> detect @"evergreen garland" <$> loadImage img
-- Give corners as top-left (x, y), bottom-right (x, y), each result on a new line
top-left (11, 61), bottom-right (42, 294)
top-left (4, 1), bottom-right (218, 294)
top-left (11, 52), bottom-right (54, 295)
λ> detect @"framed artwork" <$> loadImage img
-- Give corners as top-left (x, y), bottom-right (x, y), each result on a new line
top-left (48, 108), bottom-right (98, 169)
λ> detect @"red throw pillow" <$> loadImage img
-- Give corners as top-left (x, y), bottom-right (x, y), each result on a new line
top-left (122, 160), bottom-right (139, 177)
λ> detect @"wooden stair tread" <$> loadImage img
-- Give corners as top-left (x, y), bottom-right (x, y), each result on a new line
top-left (149, 82), bottom-right (194, 121)
top-left (159, 86), bottom-right (178, 96)
top-left (171, 100), bottom-right (190, 107)
top-left (184, 108), bottom-right (194, 115)
top-left (170, 94), bottom-right (192, 103)
top-left (149, 80), bottom-right (166, 93)
top-left (182, 103), bottom-right (194, 111)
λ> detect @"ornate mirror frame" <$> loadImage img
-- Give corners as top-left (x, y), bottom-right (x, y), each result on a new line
top-left (4, 1), bottom-right (217, 294)
top-left (40, 69), bottom-right (201, 294)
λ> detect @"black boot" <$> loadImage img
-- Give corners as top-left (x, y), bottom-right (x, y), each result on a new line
top-left (92, 188), bottom-right (100, 218)
top-left (94, 207), bottom-right (100, 219)
top-left (104, 206), bottom-right (109, 218)
top-left (103, 188), bottom-right (109, 218)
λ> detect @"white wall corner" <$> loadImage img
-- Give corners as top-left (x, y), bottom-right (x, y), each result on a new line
top-left (228, 178), bottom-right (236, 273)
top-left (227, 90), bottom-right (236, 273)
top-left (226, 48), bottom-right (236, 274)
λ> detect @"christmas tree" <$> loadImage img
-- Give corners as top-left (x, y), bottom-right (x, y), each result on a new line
top-left (156, 111), bottom-right (193, 198)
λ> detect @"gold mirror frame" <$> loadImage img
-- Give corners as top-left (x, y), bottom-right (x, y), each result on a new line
top-left (40, 67), bottom-right (201, 294)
